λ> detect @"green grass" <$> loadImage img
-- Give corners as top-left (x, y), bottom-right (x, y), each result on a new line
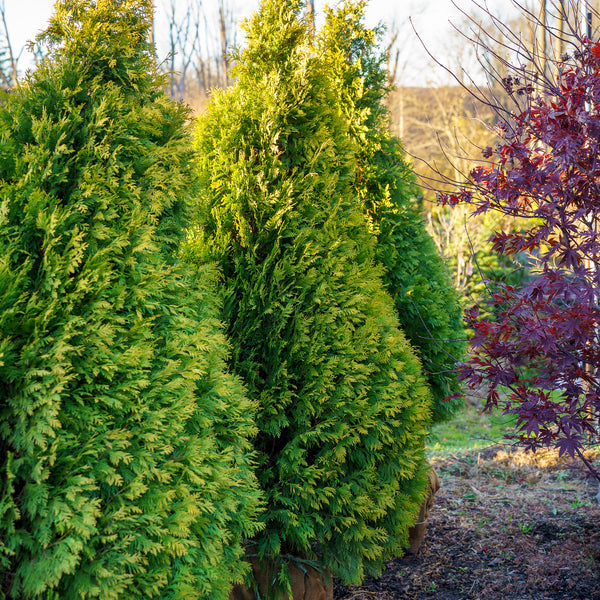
top-left (426, 397), bottom-right (517, 455)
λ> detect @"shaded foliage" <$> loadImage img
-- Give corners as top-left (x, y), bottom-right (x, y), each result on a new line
top-left (319, 2), bottom-right (466, 422)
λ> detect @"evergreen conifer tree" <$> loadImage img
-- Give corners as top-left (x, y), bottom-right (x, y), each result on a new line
top-left (189, 0), bottom-right (432, 587)
top-left (0, 1), bottom-right (260, 598)
top-left (319, 2), bottom-right (466, 422)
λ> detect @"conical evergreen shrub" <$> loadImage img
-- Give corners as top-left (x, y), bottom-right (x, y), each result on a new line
top-left (188, 0), bottom-right (432, 587)
top-left (320, 2), bottom-right (466, 422)
top-left (0, 1), bottom-right (261, 598)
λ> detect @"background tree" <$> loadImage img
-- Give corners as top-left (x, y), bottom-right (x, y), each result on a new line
top-left (0, 0), bottom-right (17, 89)
top-left (162, 0), bottom-right (238, 110)
top-left (0, 1), bottom-right (260, 598)
top-left (319, 1), bottom-right (466, 422)
top-left (438, 0), bottom-right (600, 477)
top-left (188, 0), bottom-right (432, 589)
top-left (385, 8), bottom-right (533, 314)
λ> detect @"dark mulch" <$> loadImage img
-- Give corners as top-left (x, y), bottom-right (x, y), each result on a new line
top-left (335, 445), bottom-right (600, 600)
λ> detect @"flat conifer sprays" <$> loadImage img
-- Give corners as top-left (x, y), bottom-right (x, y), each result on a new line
top-left (319, 1), bottom-right (466, 422)
top-left (0, 1), bottom-right (260, 598)
top-left (189, 0), bottom-right (432, 587)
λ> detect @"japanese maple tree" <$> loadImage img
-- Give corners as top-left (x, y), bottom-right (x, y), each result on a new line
top-left (441, 32), bottom-right (600, 478)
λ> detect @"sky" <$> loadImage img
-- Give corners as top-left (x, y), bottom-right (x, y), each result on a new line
top-left (4, 0), bottom-right (514, 84)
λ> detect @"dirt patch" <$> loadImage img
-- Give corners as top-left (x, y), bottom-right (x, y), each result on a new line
top-left (335, 445), bottom-right (600, 600)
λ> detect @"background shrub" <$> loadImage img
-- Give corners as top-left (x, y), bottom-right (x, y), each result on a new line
top-left (319, 1), bottom-right (466, 422)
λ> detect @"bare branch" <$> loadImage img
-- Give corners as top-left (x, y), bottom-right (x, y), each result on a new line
top-left (0, 0), bottom-right (18, 89)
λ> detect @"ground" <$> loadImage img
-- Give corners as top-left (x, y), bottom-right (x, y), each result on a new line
top-left (335, 408), bottom-right (600, 600)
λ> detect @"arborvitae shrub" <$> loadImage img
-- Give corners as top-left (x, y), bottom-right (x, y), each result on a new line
top-left (0, 1), bottom-right (260, 598)
top-left (188, 0), bottom-right (432, 587)
top-left (320, 2), bottom-right (466, 422)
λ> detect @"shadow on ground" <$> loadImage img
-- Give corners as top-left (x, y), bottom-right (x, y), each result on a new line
top-left (335, 445), bottom-right (600, 600)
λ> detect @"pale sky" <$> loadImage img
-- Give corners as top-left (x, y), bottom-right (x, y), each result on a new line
top-left (4, 0), bottom-right (514, 84)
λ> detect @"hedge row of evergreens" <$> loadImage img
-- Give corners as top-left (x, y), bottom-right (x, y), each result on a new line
top-left (0, 0), bottom-right (464, 598)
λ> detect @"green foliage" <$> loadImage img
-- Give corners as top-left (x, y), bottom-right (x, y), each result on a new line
top-left (0, 1), bottom-right (260, 598)
top-left (427, 397), bottom-right (518, 455)
top-left (319, 2), bottom-right (467, 422)
top-left (188, 0), bottom-right (432, 588)
top-left (465, 246), bottom-right (530, 322)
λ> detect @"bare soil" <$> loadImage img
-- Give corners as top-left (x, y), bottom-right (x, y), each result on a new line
top-left (335, 445), bottom-right (600, 600)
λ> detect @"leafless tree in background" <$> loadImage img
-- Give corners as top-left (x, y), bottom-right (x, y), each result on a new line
top-left (393, 0), bottom-right (600, 301)
top-left (162, 0), bottom-right (238, 110)
top-left (165, 0), bottom-right (201, 99)
top-left (217, 2), bottom-right (231, 87)
top-left (306, 0), bottom-right (315, 34)
top-left (0, 0), bottom-right (18, 89)
top-left (385, 4), bottom-right (545, 297)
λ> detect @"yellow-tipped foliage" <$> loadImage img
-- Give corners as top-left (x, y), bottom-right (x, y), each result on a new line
top-left (0, 2), bottom-right (261, 598)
